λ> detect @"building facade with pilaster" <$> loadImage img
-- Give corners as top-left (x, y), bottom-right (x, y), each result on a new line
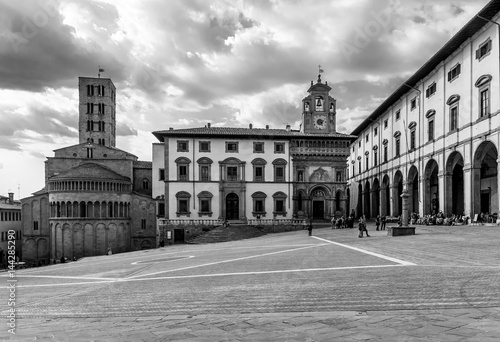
top-left (348, 0), bottom-right (500, 222)
top-left (152, 75), bottom-right (355, 244)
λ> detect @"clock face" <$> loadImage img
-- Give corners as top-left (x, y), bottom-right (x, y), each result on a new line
top-left (313, 115), bottom-right (327, 129)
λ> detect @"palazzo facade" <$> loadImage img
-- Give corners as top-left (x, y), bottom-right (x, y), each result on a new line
top-left (348, 0), bottom-right (500, 222)
top-left (21, 77), bottom-right (156, 264)
top-left (152, 75), bottom-right (355, 243)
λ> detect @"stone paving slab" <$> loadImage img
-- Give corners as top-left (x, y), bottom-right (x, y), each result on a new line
top-left (1, 308), bottom-right (499, 341)
top-left (1, 225), bottom-right (500, 341)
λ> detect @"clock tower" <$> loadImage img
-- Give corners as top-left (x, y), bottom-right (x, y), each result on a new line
top-left (301, 74), bottom-right (337, 134)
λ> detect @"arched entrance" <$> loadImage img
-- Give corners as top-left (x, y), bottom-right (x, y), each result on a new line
top-left (357, 183), bottom-right (363, 218)
top-left (472, 141), bottom-right (498, 217)
top-left (372, 178), bottom-right (380, 218)
top-left (311, 187), bottom-right (329, 220)
top-left (393, 171), bottom-right (403, 217)
top-left (364, 181), bottom-right (371, 219)
top-left (407, 166), bottom-right (419, 215)
top-left (424, 159), bottom-right (439, 215)
top-left (446, 152), bottom-right (464, 216)
top-left (381, 175), bottom-right (390, 216)
top-left (226, 193), bottom-right (239, 220)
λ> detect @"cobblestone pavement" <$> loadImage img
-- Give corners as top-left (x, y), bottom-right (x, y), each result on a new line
top-left (1, 224), bottom-right (499, 341)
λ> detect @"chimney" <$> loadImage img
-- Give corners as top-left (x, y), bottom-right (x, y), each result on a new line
top-left (249, 123), bottom-right (253, 129)
top-left (266, 125), bottom-right (269, 129)
top-left (169, 127), bottom-right (173, 130)
top-left (8, 192), bottom-right (13, 203)
top-left (286, 124), bottom-right (291, 132)
top-left (207, 123), bottom-right (211, 128)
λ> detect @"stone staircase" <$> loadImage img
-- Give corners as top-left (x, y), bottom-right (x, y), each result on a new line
top-left (187, 223), bottom-right (266, 244)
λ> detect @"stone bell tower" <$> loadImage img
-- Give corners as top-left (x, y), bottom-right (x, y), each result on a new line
top-left (78, 77), bottom-right (117, 147)
top-left (301, 74), bottom-right (337, 134)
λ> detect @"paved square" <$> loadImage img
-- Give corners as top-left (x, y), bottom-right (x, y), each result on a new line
top-left (1, 224), bottom-right (500, 341)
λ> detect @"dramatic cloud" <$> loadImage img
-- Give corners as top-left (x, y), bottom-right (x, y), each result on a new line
top-left (0, 0), bottom-right (128, 91)
top-left (0, 0), bottom-right (491, 198)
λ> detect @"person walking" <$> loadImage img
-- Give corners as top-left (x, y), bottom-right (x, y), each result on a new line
top-left (380, 215), bottom-right (387, 230)
top-left (358, 216), bottom-right (370, 238)
top-left (375, 215), bottom-right (380, 231)
top-left (331, 216), bottom-right (336, 229)
top-left (308, 219), bottom-right (313, 236)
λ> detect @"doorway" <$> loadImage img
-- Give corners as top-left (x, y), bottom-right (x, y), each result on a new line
top-left (313, 200), bottom-right (324, 219)
top-left (226, 193), bottom-right (239, 220)
top-left (174, 229), bottom-right (185, 243)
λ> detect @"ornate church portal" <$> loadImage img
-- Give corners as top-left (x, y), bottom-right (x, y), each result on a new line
top-left (312, 189), bottom-right (327, 220)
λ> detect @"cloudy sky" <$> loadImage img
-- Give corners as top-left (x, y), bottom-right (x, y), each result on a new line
top-left (0, 0), bottom-right (491, 199)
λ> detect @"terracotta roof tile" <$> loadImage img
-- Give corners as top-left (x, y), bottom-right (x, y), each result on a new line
top-left (50, 163), bottom-right (130, 181)
top-left (153, 126), bottom-right (356, 141)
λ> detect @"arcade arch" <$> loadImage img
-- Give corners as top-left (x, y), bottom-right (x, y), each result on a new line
top-left (381, 175), bottom-right (390, 216)
top-left (393, 171), bottom-right (403, 217)
top-left (445, 152), bottom-right (464, 216)
top-left (424, 159), bottom-right (439, 215)
top-left (407, 166), bottom-right (419, 215)
top-left (472, 141), bottom-right (498, 217)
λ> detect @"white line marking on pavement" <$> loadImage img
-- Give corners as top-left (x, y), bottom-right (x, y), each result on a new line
top-left (8, 264), bottom-right (403, 288)
top-left (130, 255), bottom-right (194, 265)
top-left (129, 264), bottom-right (404, 281)
top-left (311, 236), bottom-right (416, 266)
top-left (12, 275), bottom-right (118, 281)
top-left (3, 244), bottom-right (321, 276)
top-left (126, 244), bottom-right (329, 279)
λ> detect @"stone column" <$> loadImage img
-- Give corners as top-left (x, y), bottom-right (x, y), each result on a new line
top-left (438, 171), bottom-right (445, 213)
top-left (496, 158), bottom-right (500, 223)
top-left (417, 176), bottom-right (424, 217)
top-left (391, 184), bottom-right (399, 217)
top-left (401, 183), bottom-right (410, 226)
top-left (462, 166), bottom-right (472, 217)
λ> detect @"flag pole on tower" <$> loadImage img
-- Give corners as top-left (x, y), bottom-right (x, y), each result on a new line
top-left (98, 66), bottom-right (105, 78)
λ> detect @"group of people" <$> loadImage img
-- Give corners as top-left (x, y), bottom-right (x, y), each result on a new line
top-left (330, 216), bottom-right (356, 229)
top-left (411, 211), bottom-right (470, 226)
top-left (327, 211), bottom-right (389, 238)
top-left (307, 208), bottom-right (486, 239)
top-left (358, 215), bottom-right (388, 238)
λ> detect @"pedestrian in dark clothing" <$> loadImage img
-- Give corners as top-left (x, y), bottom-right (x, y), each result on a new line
top-left (308, 220), bottom-right (313, 236)
top-left (380, 215), bottom-right (387, 230)
top-left (358, 216), bottom-right (370, 238)
top-left (375, 215), bottom-right (380, 230)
